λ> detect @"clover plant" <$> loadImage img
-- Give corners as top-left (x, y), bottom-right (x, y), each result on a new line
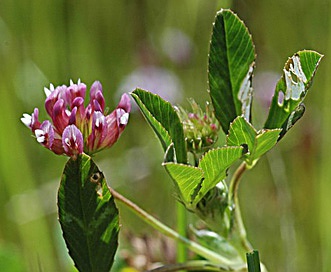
top-left (21, 8), bottom-right (322, 272)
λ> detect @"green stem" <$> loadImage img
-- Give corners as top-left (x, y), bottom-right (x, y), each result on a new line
top-left (228, 162), bottom-right (252, 252)
top-left (176, 202), bottom-right (188, 264)
top-left (109, 187), bottom-right (243, 269)
top-left (148, 260), bottom-right (245, 272)
top-left (246, 250), bottom-right (261, 272)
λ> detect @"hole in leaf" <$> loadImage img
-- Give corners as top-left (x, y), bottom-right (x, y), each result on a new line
top-left (291, 71), bottom-right (298, 83)
top-left (278, 91), bottom-right (284, 106)
top-left (90, 172), bottom-right (102, 184)
top-left (191, 178), bottom-right (204, 203)
top-left (90, 172), bottom-right (103, 197)
top-left (241, 144), bottom-right (249, 154)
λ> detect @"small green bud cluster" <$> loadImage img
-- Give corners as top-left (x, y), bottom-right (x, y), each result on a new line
top-left (176, 99), bottom-right (220, 154)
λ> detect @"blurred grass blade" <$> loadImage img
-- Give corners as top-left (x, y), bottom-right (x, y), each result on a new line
top-left (131, 88), bottom-right (187, 163)
top-left (208, 9), bottom-right (255, 133)
top-left (58, 154), bottom-right (119, 272)
top-left (264, 50), bottom-right (323, 139)
top-left (246, 250), bottom-right (261, 272)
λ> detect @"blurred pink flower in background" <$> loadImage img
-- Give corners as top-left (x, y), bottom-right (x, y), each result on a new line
top-left (117, 66), bottom-right (183, 107)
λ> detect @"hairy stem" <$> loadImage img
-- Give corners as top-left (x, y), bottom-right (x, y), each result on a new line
top-left (109, 186), bottom-right (243, 269)
top-left (228, 162), bottom-right (252, 252)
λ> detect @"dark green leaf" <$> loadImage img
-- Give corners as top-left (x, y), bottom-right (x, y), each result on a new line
top-left (208, 9), bottom-right (255, 133)
top-left (264, 50), bottom-right (323, 138)
top-left (58, 154), bottom-right (119, 272)
top-left (227, 116), bottom-right (281, 167)
top-left (131, 89), bottom-right (187, 163)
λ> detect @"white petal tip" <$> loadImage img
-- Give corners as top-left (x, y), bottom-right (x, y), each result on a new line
top-left (34, 129), bottom-right (45, 143)
top-left (120, 113), bottom-right (129, 125)
top-left (36, 136), bottom-right (45, 143)
top-left (44, 87), bottom-right (51, 97)
top-left (21, 114), bottom-right (32, 127)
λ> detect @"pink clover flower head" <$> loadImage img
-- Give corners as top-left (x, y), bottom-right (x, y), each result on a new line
top-left (21, 79), bottom-right (131, 157)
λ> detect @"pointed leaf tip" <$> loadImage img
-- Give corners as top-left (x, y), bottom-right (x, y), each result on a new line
top-left (208, 9), bottom-right (255, 133)
top-left (131, 89), bottom-right (186, 163)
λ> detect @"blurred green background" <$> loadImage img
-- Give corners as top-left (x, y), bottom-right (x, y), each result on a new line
top-left (0, 0), bottom-right (330, 271)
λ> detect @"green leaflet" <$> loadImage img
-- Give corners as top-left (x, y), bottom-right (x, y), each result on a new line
top-left (208, 9), bottom-right (255, 133)
top-left (163, 163), bottom-right (203, 207)
top-left (164, 147), bottom-right (243, 209)
top-left (58, 154), bottom-right (119, 272)
top-left (199, 147), bottom-right (244, 195)
top-left (131, 89), bottom-right (187, 163)
top-left (264, 50), bottom-right (323, 139)
top-left (227, 116), bottom-right (281, 167)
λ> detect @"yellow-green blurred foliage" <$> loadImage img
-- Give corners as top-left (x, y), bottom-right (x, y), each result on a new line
top-left (0, 0), bottom-right (329, 271)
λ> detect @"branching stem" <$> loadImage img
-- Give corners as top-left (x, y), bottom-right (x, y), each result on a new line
top-left (109, 186), bottom-right (243, 269)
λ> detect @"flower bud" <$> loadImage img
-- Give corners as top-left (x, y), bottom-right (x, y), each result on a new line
top-left (176, 99), bottom-right (220, 154)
